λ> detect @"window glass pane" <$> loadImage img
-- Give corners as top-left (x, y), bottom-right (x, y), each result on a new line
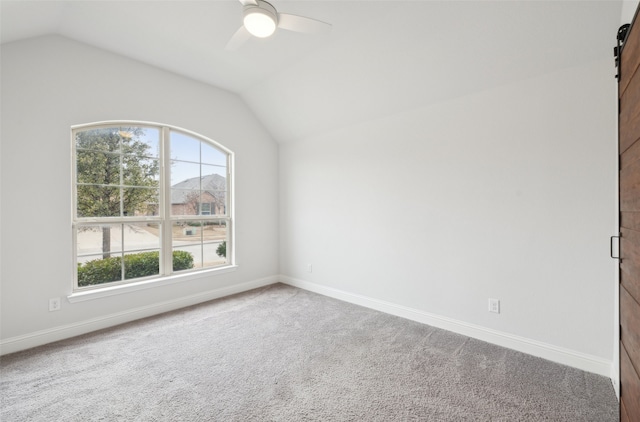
top-left (202, 143), bottom-right (226, 166)
top-left (172, 221), bottom-right (202, 243)
top-left (203, 221), bottom-right (227, 268)
top-left (122, 221), bottom-right (162, 280)
top-left (171, 220), bottom-right (228, 270)
top-left (172, 221), bottom-right (200, 270)
top-left (172, 247), bottom-right (198, 272)
top-left (208, 191), bottom-right (227, 216)
top-left (201, 164), bottom-right (226, 178)
top-left (117, 127), bottom-right (160, 193)
top-left (123, 223), bottom-right (160, 251)
top-left (123, 157), bottom-right (160, 186)
top-left (76, 224), bottom-right (123, 287)
top-left (120, 127), bottom-right (160, 158)
top-left (171, 189), bottom-right (201, 216)
top-left (171, 161), bottom-right (200, 187)
top-left (199, 192), bottom-right (214, 216)
top-left (124, 187), bottom-right (159, 217)
top-left (123, 223), bottom-right (160, 279)
top-left (75, 128), bottom-right (121, 152)
top-left (170, 131), bottom-right (200, 163)
top-left (122, 251), bottom-right (160, 279)
top-left (76, 224), bottom-right (121, 260)
top-left (200, 169), bottom-right (226, 215)
top-left (77, 185), bottom-right (120, 217)
top-left (123, 250), bottom-right (160, 280)
top-left (77, 255), bottom-right (122, 287)
top-left (77, 151), bottom-right (120, 185)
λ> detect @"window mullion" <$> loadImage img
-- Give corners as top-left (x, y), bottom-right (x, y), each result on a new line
top-left (119, 136), bottom-right (124, 218)
top-left (161, 127), bottom-right (173, 276)
top-left (120, 223), bottom-right (125, 281)
top-left (227, 218), bottom-right (233, 265)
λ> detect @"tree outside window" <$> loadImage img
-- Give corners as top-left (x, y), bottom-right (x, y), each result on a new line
top-left (73, 123), bottom-right (232, 290)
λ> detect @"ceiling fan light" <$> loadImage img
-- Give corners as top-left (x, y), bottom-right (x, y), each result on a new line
top-left (244, 8), bottom-right (277, 38)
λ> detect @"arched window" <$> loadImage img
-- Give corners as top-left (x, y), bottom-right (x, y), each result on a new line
top-left (72, 122), bottom-right (233, 291)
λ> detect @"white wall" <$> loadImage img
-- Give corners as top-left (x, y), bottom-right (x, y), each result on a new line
top-left (280, 58), bottom-right (618, 369)
top-left (0, 36), bottom-right (279, 350)
top-left (621, 1), bottom-right (639, 24)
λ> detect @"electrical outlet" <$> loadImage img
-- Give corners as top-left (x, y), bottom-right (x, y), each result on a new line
top-left (49, 297), bottom-right (61, 312)
top-left (307, 264), bottom-right (313, 273)
top-left (488, 298), bottom-right (500, 314)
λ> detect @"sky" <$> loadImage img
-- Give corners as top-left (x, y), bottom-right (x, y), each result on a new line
top-left (135, 126), bottom-right (228, 185)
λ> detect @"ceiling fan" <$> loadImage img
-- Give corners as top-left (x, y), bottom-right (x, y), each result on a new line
top-left (226, 0), bottom-right (332, 50)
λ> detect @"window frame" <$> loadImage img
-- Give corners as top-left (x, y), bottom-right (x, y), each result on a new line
top-left (71, 121), bottom-right (235, 294)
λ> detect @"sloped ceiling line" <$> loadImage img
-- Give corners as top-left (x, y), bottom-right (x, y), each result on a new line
top-left (1, 1), bottom-right (623, 144)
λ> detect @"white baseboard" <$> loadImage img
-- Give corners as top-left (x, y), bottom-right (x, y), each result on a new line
top-left (3, 274), bottom-right (614, 380)
top-left (0, 275), bottom-right (279, 356)
top-left (280, 275), bottom-right (613, 378)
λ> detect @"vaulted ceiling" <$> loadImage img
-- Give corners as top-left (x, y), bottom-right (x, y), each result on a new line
top-left (1, 1), bottom-right (623, 143)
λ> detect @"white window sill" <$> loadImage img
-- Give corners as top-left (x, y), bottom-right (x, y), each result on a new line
top-left (67, 265), bottom-right (238, 303)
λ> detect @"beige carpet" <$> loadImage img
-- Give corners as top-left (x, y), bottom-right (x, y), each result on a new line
top-left (0, 283), bottom-right (618, 421)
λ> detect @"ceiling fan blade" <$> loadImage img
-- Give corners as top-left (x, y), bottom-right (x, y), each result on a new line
top-left (277, 13), bottom-right (332, 34)
top-left (238, 0), bottom-right (258, 6)
top-left (225, 26), bottom-right (251, 51)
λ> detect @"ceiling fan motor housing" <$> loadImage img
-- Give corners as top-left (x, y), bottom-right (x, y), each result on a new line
top-left (243, 0), bottom-right (278, 38)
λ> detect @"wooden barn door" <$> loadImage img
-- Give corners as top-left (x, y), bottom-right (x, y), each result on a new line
top-left (618, 9), bottom-right (640, 421)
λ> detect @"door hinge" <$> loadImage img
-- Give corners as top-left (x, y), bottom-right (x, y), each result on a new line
top-left (620, 324), bottom-right (623, 341)
top-left (616, 24), bottom-right (631, 80)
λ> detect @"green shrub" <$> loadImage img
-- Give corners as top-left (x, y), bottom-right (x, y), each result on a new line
top-left (78, 251), bottom-right (194, 287)
top-left (77, 256), bottom-right (122, 286)
top-left (172, 250), bottom-right (194, 271)
top-left (124, 251), bottom-right (160, 279)
top-left (216, 241), bottom-right (226, 258)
